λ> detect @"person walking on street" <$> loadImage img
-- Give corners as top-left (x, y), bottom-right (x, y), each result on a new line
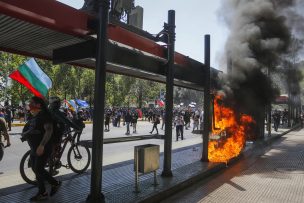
top-left (21, 97), bottom-right (61, 201)
top-left (184, 110), bottom-right (190, 130)
top-left (161, 111), bottom-right (165, 130)
top-left (4, 101), bottom-right (12, 131)
top-left (105, 111), bottom-right (111, 132)
top-left (117, 110), bottom-right (122, 127)
top-left (175, 115), bottom-right (185, 141)
top-left (0, 109), bottom-right (10, 146)
top-left (192, 114), bottom-right (200, 132)
top-left (273, 110), bottom-right (281, 132)
top-left (0, 110), bottom-right (11, 162)
top-left (199, 110), bottom-right (204, 130)
top-left (150, 114), bottom-right (160, 135)
top-left (131, 112), bottom-right (138, 133)
top-left (124, 110), bottom-right (131, 135)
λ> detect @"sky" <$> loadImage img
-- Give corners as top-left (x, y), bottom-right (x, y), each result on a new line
top-left (57, 0), bottom-right (228, 70)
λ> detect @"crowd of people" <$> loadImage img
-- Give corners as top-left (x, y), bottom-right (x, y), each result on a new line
top-left (271, 108), bottom-right (296, 132)
top-left (104, 107), bottom-right (204, 141)
top-left (1, 97), bottom-right (206, 201)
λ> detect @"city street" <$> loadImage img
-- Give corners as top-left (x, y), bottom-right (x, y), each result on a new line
top-left (0, 121), bottom-right (202, 189)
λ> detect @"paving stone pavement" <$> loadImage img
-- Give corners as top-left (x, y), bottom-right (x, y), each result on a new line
top-left (162, 128), bottom-right (304, 203)
top-left (0, 143), bottom-right (203, 203)
top-left (0, 126), bottom-right (295, 203)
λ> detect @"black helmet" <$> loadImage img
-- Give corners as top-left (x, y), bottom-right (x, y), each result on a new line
top-left (49, 96), bottom-right (61, 110)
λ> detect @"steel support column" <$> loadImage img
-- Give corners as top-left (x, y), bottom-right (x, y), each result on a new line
top-left (267, 68), bottom-right (271, 136)
top-left (202, 35), bottom-right (211, 162)
top-left (161, 10), bottom-right (175, 177)
top-left (267, 104), bottom-right (272, 136)
top-left (86, 0), bottom-right (109, 202)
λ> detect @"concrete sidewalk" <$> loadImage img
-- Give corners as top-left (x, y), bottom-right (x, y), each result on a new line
top-left (162, 126), bottom-right (304, 203)
top-left (0, 125), bottom-right (299, 203)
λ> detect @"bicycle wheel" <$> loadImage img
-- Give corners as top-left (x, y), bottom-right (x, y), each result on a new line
top-left (20, 150), bottom-right (37, 185)
top-left (67, 143), bottom-right (91, 174)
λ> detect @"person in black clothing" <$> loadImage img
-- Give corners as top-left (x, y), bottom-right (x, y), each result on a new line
top-left (49, 97), bottom-right (84, 175)
top-left (124, 110), bottom-right (131, 135)
top-left (49, 97), bottom-right (82, 131)
top-left (148, 109), bottom-right (153, 122)
top-left (117, 110), bottom-right (122, 127)
top-left (272, 110), bottom-right (281, 132)
top-left (131, 112), bottom-right (138, 133)
top-left (161, 111), bottom-right (165, 130)
top-left (21, 97), bottom-right (61, 201)
top-left (105, 111), bottom-right (111, 132)
top-left (150, 114), bottom-right (160, 135)
top-left (4, 101), bottom-right (12, 131)
top-left (184, 110), bottom-right (190, 130)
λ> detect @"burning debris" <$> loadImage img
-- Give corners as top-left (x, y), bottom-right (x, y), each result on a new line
top-left (208, 0), bottom-right (303, 163)
top-left (208, 95), bottom-right (254, 163)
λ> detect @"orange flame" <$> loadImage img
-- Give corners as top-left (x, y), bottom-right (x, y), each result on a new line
top-left (208, 95), bottom-right (255, 163)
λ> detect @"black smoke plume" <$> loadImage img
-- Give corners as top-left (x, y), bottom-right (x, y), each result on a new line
top-left (218, 0), bottom-right (303, 116)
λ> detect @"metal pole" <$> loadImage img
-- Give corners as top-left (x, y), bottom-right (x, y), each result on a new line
top-left (87, 0), bottom-right (109, 202)
top-left (161, 10), bottom-right (175, 177)
top-left (201, 35), bottom-right (211, 162)
top-left (267, 68), bottom-right (271, 136)
top-left (153, 170), bottom-right (158, 186)
top-left (134, 147), bottom-right (140, 193)
top-left (267, 105), bottom-right (272, 136)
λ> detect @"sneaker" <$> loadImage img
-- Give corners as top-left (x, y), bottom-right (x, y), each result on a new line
top-left (50, 181), bottom-right (62, 196)
top-left (30, 192), bottom-right (48, 201)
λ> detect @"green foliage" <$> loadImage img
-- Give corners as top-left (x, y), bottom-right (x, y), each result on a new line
top-left (0, 52), bottom-right (203, 108)
top-left (0, 52), bottom-right (30, 105)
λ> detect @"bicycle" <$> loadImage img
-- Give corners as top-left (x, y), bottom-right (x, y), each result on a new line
top-left (19, 128), bottom-right (91, 185)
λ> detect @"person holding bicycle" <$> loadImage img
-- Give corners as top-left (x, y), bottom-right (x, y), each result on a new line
top-left (21, 97), bottom-right (61, 201)
top-left (48, 97), bottom-right (82, 134)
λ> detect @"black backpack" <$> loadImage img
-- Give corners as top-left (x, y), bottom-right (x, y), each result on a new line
top-left (50, 111), bottom-right (66, 145)
top-left (52, 120), bottom-right (65, 144)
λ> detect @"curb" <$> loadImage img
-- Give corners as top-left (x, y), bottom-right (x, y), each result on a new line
top-left (140, 125), bottom-right (301, 203)
top-left (140, 163), bottom-right (225, 203)
top-left (11, 121), bottom-right (93, 127)
top-left (11, 120), bottom-right (151, 127)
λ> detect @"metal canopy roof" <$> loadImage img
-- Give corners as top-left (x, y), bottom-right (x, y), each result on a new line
top-left (0, 0), bottom-right (219, 91)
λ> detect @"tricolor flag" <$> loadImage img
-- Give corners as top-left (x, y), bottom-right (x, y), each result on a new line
top-left (64, 100), bottom-right (77, 112)
top-left (9, 58), bottom-right (52, 98)
top-left (157, 99), bottom-right (165, 107)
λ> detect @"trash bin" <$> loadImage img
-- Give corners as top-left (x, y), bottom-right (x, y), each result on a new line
top-left (134, 144), bottom-right (160, 192)
top-left (134, 144), bottom-right (160, 173)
